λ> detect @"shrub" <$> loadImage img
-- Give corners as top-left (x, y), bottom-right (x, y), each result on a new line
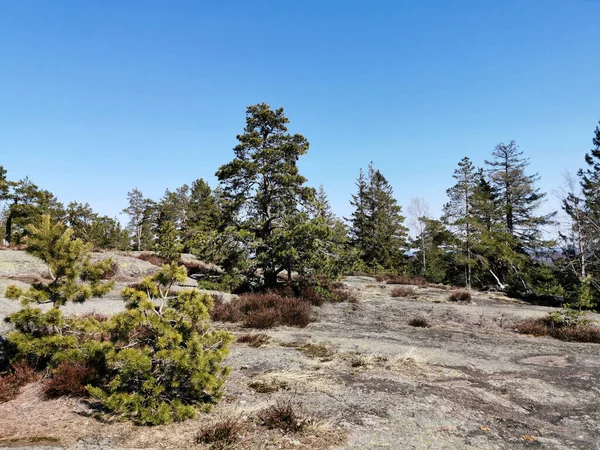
top-left (210, 295), bottom-right (243, 323)
top-left (391, 287), bottom-right (419, 299)
top-left (212, 293), bottom-right (312, 329)
top-left (0, 363), bottom-right (39, 403)
top-left (236, 333), bottom-right (270, 348)
top-left (43, 361), bottom-right (98, 398)
top-left (197, 416), bottom-right (242, 449)
top-left (408, 317), bottom-right (430, 328)
top-left (256, 400), bottom-right (310, 433)
top-left (88, 264), bottom-right (233, 425)
top-left (449, 291), bottom-right (472, 302)
top-left (515, 311), bottom-right (600, 344)
top-left (136, 253), bottom-right (166, 267)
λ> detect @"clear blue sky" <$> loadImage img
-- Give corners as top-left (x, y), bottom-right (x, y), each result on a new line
top-left (1, 0), bottom-right (598, 226)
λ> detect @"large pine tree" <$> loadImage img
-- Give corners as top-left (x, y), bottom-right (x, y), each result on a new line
top-left (215, 103), bottom-right (314, 286)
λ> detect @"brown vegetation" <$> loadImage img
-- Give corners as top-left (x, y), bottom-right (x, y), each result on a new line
top-left (136, 253), bottom-right (166, 267)
top-left (196, 415), bottom-right (242, 449)
top-left (408, 316), bottom-right (430, 328)
top-left (515, 317), bottom-right (600, 344)
top-left (43, 362), bottom-right (99, 399)
top-left (391, 287), bottom-right (419, 299)
top-left (236, 333), bottom-right (270, 347)
top-left (449, 291), bottom-right (472, 302)
top-left (210, 293), bottom-right (312, 329)
top-left (256, 400), bottom-right (316, 433)
top-left (0, 363), bottom-right (39, 403)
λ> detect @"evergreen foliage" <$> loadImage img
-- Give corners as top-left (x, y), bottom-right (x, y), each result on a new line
top-left (349, 163), bottom-right (408, 271)
top-left (89, 264), bottom-right (232, 425)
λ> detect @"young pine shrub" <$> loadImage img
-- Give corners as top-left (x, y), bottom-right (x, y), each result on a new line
top-left (88, 264), bottom-right (233, 425)
top-left (449, 291), bottom-right (472, 302)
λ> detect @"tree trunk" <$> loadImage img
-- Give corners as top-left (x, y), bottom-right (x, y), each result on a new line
top-left (4, 213), bottom-right (12, 244)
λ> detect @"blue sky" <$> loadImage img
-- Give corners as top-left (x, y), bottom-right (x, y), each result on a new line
top-left (1, 0), bottom-right (599, 227)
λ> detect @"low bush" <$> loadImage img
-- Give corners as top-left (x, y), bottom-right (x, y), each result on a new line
top-left (43, 361), bottom-right (98, 398)
top-left (256, 400), bottom-right (312, 433)
top-left (391, 287), bottom-right (419, 299)
top-left (0, 363), bottom-right (39, 403)
top-left (240, 294), bottom-right (311, 329)
top-left (210, 295), bottom-right (243, 323)
top-left (236, 333), bottom-right (270, 347)
top-left (515, 311), bottom-right (600, 344)
top-left (211, 293), bottom-right (312, 329)
top-left (408, 316), bottom-right (430, 328)
top-left (197, 415), bottom-right (242, 449)
top-left (136, 253), bottom-right (166, 267)
top-left (449, 291), bottom-right (472, 302)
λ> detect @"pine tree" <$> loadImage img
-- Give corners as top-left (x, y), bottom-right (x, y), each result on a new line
top-left (485, 141), bottom-right (555, 248)
top-left (349, 163), bottom-right (408, 270)
top-left (89, 264), bottom-right (232, 425)
top-left (122, 188), bottom-right (146, 250)
top-left (442, 157), bottom-right (478, 287)
top-left (4, 177), bottom-right (64, 244)
top-left (215, 103), bottom-right (313, 287)
top-left (5, 215), bottom-right (114, 308)
top-left (155, 220), bottom-right (183, 263)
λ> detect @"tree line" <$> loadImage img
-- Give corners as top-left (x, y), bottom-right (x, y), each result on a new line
top-left (2, 103), bottom-right (599, 307)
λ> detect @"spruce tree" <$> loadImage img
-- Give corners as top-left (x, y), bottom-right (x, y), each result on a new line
top-left (485, 141), bottom-right (555, 248)
top-left (442, 157), bottom-right (478, 287)
top-left (349, 163), bottom-right (408, 270)
top-left (576, 121), bottom-right (600, 298)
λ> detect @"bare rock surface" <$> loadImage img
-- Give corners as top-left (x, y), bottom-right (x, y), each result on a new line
top-left (1, 261), bottom-right (599, 449)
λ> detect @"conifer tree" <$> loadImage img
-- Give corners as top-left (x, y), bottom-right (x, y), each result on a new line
top-left (485, 141), bottom-right (555, 248)
top-left (349, 163), bottom-right (408, 270)
top-left (89, 264), bottom-right (232, 425)
top-left (155, 220), bottom-right (183, 263)
top-left (442, 157), bottom-right (478, 287)
top-left (122, 188), bottom-right (146, 250)
top-left (215, 103), bottom-right (314, 286)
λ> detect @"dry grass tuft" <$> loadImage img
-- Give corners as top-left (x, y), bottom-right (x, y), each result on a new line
top-left (300, 343), bottom-right (334, 359)
top-left (236, 333), bottom-right (270, 348)
top-left (256, 400), bottom-right (319, 433)
top-left (248, 378), bottom-right (290, 394)
top-left (408, 316), bottom-right (430, 328)
top-left (196, 415), bottom-right (242, 449)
